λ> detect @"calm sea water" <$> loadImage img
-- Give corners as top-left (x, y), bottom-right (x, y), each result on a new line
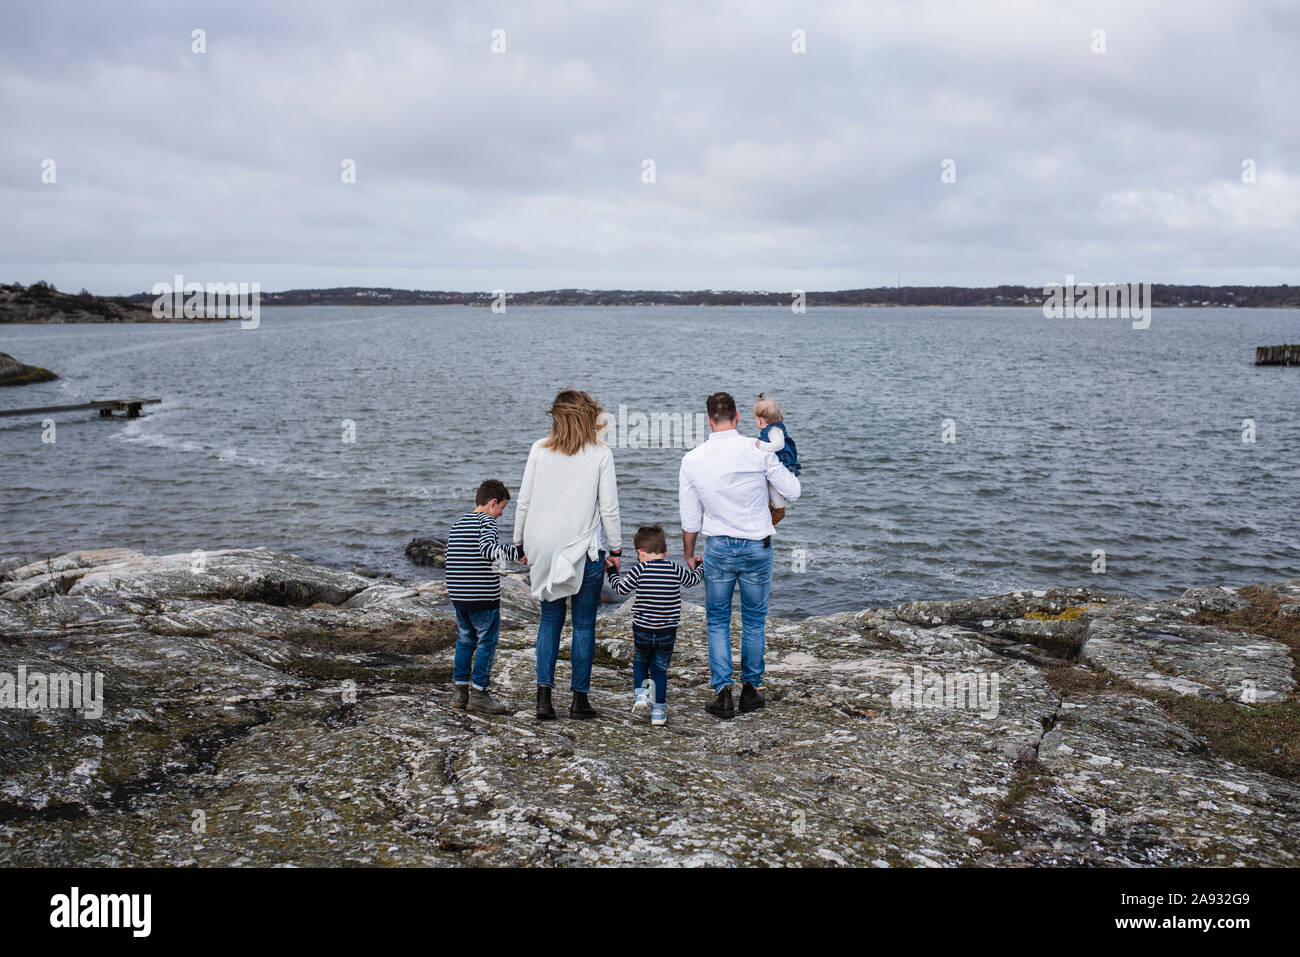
top-left (2, 305), bottom-right (1297, 618)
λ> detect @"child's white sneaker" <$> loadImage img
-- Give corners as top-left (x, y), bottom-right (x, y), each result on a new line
top-left (651, 702), bottom-right (667, 726)
top-left (632, 681), bottom-right (651, 721)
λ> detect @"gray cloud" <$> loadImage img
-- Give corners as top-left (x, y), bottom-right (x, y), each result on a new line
top-left (1, 0), bottom-right (1296, 294)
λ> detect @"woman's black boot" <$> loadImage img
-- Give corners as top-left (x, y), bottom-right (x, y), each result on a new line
top-left (536, 686), bottom-right (556, 720)
top-left (569, 691), bottom-right (599, 720)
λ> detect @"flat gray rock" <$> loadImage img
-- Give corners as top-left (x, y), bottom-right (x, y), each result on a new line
top-left (1081, 619), bottom-right (1292, 703)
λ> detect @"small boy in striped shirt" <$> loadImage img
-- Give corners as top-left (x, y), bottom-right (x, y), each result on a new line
top-left (445, 479), bottom-right (525, 715)
top-left (606, 524), bottom-right (703, 726)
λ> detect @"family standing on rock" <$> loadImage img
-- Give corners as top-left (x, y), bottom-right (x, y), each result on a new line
top-left (443, 389), bottom-right (803, 726)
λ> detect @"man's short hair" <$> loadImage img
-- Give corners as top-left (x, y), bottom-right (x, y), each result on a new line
top-left (634, 524), bottom-right (668, 554)
top-left (476, 479), bottom-right (510, 506)
top-left (706, 391), bottom-right (737, 424)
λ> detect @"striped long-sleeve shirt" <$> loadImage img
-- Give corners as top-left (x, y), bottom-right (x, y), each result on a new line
top-left (606, 557), bottom-right (703, 631)
top-left (445, 511), bottom-right (523, 611)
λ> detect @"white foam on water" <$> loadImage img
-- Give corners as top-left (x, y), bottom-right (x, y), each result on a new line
top-left (383, 484), bottom-right (479, 501)
top-left (112, 399), bottom-right (342, 480)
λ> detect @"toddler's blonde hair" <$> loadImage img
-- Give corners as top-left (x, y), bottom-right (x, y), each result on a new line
top-left (753, 394), bottom-right (783, 424)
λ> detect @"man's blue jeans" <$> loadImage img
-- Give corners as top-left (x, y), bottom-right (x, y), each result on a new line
top-left (703, 536), bottom-right (774, 691)
top-left (536, 551), bottom-right (605, 693)
top-left (453, 605), bottom-right (501, 691)
top-left (632, 627), bottom-right (677, 704)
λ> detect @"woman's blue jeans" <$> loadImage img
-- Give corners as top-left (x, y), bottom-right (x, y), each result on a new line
top-left (536, 551), bottom-right (605, 693)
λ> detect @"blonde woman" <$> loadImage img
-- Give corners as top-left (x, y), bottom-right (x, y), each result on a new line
top-left (513, 389), bottom-right (623, 720)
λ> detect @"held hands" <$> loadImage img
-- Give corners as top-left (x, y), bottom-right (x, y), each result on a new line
top-left (605, 554), bottom-right (621, 574)
top-left (685, 554), bottom-right (703, 570)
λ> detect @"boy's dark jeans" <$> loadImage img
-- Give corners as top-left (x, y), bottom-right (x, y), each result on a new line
top-left (632, 627), bottom-right (677, 705)
top-left (453, 605), bottom-right (501, 691)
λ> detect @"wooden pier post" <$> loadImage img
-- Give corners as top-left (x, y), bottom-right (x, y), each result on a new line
top-left (1255, 345), bottom-right (1299, 366)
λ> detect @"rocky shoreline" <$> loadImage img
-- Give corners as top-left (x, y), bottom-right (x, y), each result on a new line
top-left (1, 547), bottom-right (1296, 866)
top-left (0, 282), bottom-right (237, 324)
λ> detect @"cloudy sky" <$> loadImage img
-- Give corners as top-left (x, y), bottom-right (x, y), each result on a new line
top-left (2, 0), bottom-right (1297, 295)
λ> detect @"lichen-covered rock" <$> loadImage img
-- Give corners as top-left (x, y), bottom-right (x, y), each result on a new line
top-left (1034, 695), bottom-right (1299, 865)
top-left (1080, 619), bottom-right (1292, 703)
top-left (404, 538), bottom-right (446, 567)
top-left (1, 549), bottom-right (1296, 867)
top-left (0, 351), bottom-right (58, 386)
top-left (0, 548), bottom-right (374, 608)
top-left (1174, 586), bottom-right (1252, 614)
top-left (891, 588), bottom-right (1102, 628)
top-left (873, 619), bottom-right (993, 659)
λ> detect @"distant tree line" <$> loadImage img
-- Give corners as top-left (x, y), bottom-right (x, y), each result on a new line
top-left (118, 283), bottom-right (1299, 308)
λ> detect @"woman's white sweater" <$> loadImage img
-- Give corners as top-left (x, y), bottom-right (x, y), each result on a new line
top-left (513, 439), bottom-right (623, 602)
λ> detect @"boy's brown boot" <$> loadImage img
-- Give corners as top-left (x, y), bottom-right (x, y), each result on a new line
top-left (451, 683), bottom-right (469, 709)
top-left (467, 687), bottom-right (509, 715)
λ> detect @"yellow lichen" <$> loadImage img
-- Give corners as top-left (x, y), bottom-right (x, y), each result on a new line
top-left (1025, 606), bottom-right (1086, 621)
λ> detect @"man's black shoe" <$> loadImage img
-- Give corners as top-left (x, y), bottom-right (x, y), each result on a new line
top-left (536, 686), bottom-right (556, 720)
top-left (705, 686), bottom-right (736, 720)
top-left (739, 682), bottom-right (766, 713)
top-left (569, 691), bottom-right (599, 719)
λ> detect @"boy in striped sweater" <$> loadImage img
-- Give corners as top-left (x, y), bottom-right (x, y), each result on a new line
top-left (606, 524), bottom-right (703, 726)
top-left (445, 479), bottom-right (525, 714)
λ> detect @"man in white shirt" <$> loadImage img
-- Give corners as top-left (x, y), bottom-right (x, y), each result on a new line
top-left (680, 392), bottom-right (802, 719)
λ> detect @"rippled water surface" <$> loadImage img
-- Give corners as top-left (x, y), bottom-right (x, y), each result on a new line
top-left (2, 306), bottom-right (1297, 617)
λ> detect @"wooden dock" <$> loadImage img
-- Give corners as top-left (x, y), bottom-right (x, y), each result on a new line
top-left (1255, 344), bottom-right (1300, 366)
top-left (0, 398), bottom-right (161, 418)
